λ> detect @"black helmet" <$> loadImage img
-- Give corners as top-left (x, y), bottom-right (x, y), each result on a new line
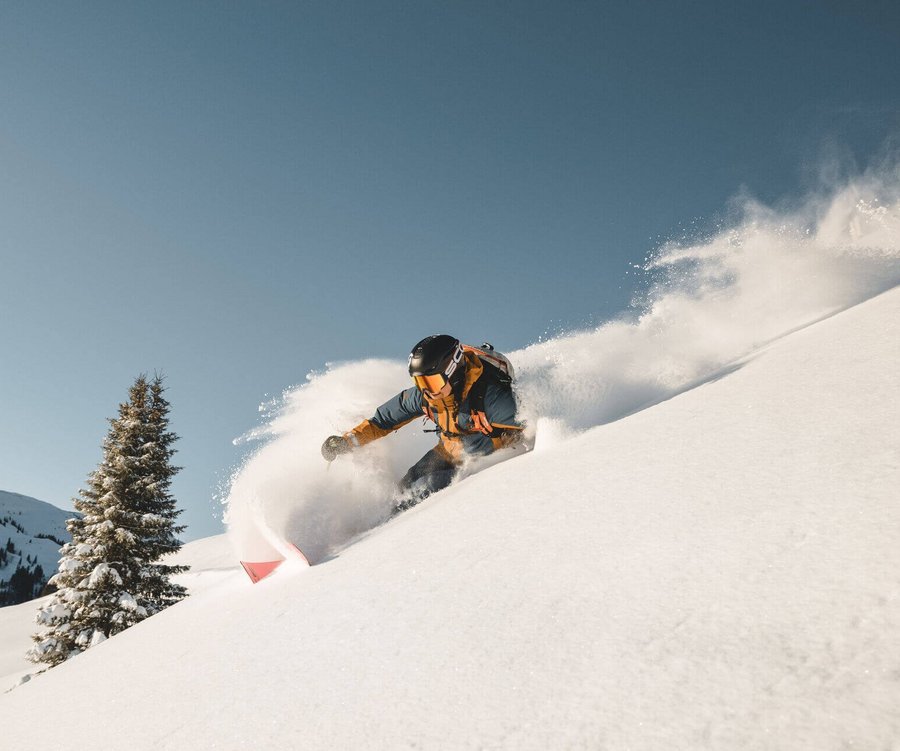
top-left (408, 334), bottom-right (465, 394)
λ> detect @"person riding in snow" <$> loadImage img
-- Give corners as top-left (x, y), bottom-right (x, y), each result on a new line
top-left (321, 335), bottom-right (524, 509)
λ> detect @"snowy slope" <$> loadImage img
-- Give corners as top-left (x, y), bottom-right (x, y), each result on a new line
top-left (0, 592), bottom-right (50, 689)
top-left (1, 285), bottom-right (897, 749)
top-left (0, 491), bottom-right (71, 544)
top-left (0, 491), bottom-right (74, 602)
top-left (0, 534), bottom-right (236, 691)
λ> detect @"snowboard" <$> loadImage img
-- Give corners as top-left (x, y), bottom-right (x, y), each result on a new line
top-left (240, 542), bottom-right (310, 584)
top-left (237, 502), bottom-right (311, 583)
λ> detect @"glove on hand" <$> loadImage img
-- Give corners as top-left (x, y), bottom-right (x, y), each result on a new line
top-left (321, 435), bottom-right (351, 462)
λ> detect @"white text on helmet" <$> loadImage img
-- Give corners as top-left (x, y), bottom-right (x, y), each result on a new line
top-left (443, 343), bottom-right (464, 379)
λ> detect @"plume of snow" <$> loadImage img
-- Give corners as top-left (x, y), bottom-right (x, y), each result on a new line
top-left (225, 167), bottom-right (900, 562)
top-left (514, 170), bottom-right (900, 434)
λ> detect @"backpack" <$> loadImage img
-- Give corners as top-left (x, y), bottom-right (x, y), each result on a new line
top-left (462, 342), bottom-right (515, 383)
top-left (461, 343), bottom-right (515, 434)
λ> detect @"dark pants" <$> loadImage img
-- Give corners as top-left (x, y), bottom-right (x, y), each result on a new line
top-left (395, 447), bottom-right (457, 512)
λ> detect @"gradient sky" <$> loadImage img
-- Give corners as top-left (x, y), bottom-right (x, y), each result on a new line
top-left (1, 1), bottom-right (898, 539)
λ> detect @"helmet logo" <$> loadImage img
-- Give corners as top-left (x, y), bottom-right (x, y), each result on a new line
top-left (443, 343), bottom-right (464, 379)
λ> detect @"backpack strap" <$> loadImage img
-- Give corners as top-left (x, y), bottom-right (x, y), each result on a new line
top-left (466, 358), bottom-right (512, 435)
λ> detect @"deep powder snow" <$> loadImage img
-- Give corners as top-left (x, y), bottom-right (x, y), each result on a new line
top-left (3, 169), bottom-right (898, 750)
top-left (225, 169), bottom-right (900, 564)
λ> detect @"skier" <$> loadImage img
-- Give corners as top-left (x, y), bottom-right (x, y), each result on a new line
top-left (321, 335), bottom-right (524, 510)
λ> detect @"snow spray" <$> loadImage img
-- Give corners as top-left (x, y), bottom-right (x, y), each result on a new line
top-left (225, 167), bottom-right (900, 563)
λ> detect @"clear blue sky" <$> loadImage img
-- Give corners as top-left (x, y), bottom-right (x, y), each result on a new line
top-left (1, 1), bottom-right (897, 539)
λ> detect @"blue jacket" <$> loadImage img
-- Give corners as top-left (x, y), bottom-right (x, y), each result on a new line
top-left (345, 352), bottom-right (523, 463)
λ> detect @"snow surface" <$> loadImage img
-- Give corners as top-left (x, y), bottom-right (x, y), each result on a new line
top-left (0, 535), bottom-right (237, 691)
top-left (0, 593), bottom-right (49, 689)
top-left (0, 490), bottom-right (74, 602)
top-left (2, 282), bottom-right (899, 750)
top-left (2, 176), bottom-right (899, 748)
top-left (0, 491), bottom-right (71, 543)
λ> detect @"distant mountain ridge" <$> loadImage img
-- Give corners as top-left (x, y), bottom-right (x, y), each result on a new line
top-left (0, 491), bottom-right (75, 606)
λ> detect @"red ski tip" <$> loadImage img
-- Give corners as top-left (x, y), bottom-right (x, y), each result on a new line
top-left (239, 559), bottom-right (284, 584)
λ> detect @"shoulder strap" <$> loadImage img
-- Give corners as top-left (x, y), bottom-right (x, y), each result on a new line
top-left (462, 347), bottom-right (513, 435)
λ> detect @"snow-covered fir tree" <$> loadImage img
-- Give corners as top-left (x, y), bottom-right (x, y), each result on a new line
top-left (29, 375), bottom-right (188, 667)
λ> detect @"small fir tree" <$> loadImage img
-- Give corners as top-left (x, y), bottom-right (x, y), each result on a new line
top-left (30, 375), bottom-right (188, 667)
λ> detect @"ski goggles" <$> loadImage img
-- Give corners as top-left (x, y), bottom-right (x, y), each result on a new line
top-left (412, 373), bottom-right (447, 394)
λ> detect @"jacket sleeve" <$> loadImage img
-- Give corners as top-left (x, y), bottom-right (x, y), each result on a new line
top-left (344, 387), bottom-right (423, 448)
